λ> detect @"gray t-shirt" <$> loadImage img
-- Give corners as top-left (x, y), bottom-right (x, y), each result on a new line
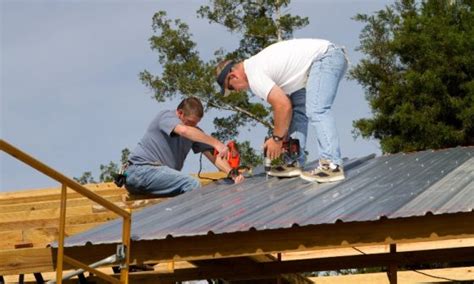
top-left (128, 110), bottom-right (213, 170)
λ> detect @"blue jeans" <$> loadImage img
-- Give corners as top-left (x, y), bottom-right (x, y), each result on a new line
top-left (124, 164), bottom-right (201, 196)
top-left (287, 45), bottom-right (348, 166)
top-left (285, 89), bottom-right (307, 167)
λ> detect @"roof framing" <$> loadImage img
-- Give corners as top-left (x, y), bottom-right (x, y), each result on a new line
top-left (56, 211), bottom-right (474, 265)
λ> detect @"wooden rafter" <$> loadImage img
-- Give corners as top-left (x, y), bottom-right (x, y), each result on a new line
top-left (53, 211), bottom-right (474, 265)
top-left (79, 247), bottom-right (474, 283)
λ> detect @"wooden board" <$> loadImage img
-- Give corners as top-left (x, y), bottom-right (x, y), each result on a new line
top-left (0, 248), bottom-right (54, 275)
top-left (0, 194), bottom-right (124, 213)
top-left (0, 182), bottom-right (145, 250)
top-left (309, 266), bottom-right (474, 284)
top-left (0, 183), bottom-right (122, 199)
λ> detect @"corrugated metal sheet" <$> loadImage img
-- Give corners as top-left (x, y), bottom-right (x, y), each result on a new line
top-left (62, 147), bottom-right (474, 247)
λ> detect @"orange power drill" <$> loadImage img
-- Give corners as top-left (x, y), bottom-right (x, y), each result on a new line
top-left (214, 141), bottom-right (241, 177)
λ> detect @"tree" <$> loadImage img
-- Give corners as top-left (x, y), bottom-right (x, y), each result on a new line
top-left (350, 0), bottom-right (474, 153)
top-left (73, 171), bottom-right (96, 185)
top-left (74, 148), bottom-right (130, 185)
top-left (139, 0), bottom-right (309, 166)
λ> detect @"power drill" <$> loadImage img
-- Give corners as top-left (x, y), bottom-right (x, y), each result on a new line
top-left (214, 141), bottom-right (242, 178)
top-left (264, 137), bottom-right (300, 172)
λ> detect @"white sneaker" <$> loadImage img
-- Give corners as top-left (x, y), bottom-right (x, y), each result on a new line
top-left (268, 163), bottom-right (302, 178)
top-left (300, 160), bottom-right (345, 183)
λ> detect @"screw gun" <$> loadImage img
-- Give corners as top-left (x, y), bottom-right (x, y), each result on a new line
top-left (264, 137), bottom-right (301, 172)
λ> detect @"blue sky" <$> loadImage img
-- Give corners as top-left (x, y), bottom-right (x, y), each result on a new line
top-left (1, 0), bottom-right (391, 192)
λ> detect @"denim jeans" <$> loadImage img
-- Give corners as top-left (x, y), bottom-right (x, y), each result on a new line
top-left (287, 45), bottom-right (348, 166)
top-left (124, 164), bottom-right (201, 196)
top-left (285, 89), bottom-right (308, 167)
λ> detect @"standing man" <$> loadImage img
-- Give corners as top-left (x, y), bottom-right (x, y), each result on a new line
top-left (125, 97), bottom-right (244, 197)
top-left (215, 38), bottom-right (348, 183)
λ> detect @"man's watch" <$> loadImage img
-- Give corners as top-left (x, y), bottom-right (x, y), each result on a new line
top-left (272, 134), bottom-right (284, 142)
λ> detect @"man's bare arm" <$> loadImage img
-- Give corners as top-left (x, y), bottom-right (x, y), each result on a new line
top-left (265, 85), bottom-right (292, 160)
top-left (173, 124), bottom-right (228, 157)
top-left (267, 85), bottom-right (292, 137)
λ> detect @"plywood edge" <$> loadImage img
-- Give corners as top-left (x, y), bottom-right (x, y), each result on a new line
top-left (0, 247), bottom-right (54, 275)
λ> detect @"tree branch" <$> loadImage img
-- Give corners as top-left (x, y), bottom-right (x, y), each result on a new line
top-left (205, 99), bottom-right (274, 130)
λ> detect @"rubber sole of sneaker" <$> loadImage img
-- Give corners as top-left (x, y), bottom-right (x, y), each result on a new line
top-left (300, 173), bottom-right (345, 183)
top-left (267, 169), bottom-right (302, 178)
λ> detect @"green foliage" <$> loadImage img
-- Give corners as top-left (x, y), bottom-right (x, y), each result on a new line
top-left (235, 140), bottom-right (263, 168)
top-left (73, 171), bottom-right (96, 185)
top-left (350, 0), bottom-right (474, 153)
top-left (139, 0), bottom-right (308, 165)
top-left (197, 0), bottom-right (308, 59)
top-left (75, 148), bottom-right (130, 185)
top-left (99, 161), bottom-right (119, 183)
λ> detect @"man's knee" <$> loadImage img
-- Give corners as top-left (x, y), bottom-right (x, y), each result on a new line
top-left (182, 177), bottom-right (201, 193)
top-left (307, 105), bottom-right (332, 121)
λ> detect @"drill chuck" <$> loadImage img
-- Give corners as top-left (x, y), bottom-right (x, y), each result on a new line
top-left (264, 157), bottom-right (271, 172)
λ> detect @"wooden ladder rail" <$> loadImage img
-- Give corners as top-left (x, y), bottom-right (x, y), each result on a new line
top-left (0, 139), bottom-right (131, 284)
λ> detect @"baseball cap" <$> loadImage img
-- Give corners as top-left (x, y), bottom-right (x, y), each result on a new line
top-left (216, 60), bottom-right (235, 97)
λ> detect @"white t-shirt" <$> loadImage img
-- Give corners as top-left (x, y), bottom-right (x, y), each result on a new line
top-left (243, 38), bottom-right (331, 101)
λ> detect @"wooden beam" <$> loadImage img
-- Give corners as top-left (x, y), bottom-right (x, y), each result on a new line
top-left (247, 255), bottom-right (313, 284)
top-left (387, 244), bottom-right (397, 284)
top-left (0, 183), bottom-right (122, 199)
top-left (191, 256), bottom-right (314, 284)
top-left (0, 205), bottom-right (95, 223)
top-left (308, 266), bottom-right (474, 284)
top-left (0, 227), bottom-right (57, 250)
top-left (0, 188), bottom-right (124, 205)
top-left (0, 140), bottom-right (128, 217)
top-left (3, 213), bottom-right (473, 276)
top-left (0, 248), bottom-right (54, 275)
top-left (1, 231), bottom-right (23, 250)
top-left (0, 211), bottom-right (119, 232)
top-left (0, 195), bottom-right (124, 214)
top-left (111, 247), bottom-right (474, 282)
top-left (281, 237), bottom-right (474, 260)
top-left (0, 223), bottom-right (105, 250)
top-left (2, 242), bottom-right (474, 278)
top-left (2, 267), bottom-right (113, 283)
top-left (62, 212), bottom-right (474, 263)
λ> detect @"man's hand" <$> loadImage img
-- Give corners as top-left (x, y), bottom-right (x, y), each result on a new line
top-left (232, 174), bottom-right (245, 184)
top-left (227, 168), bottom-right (245, 184)
top-left (216, 143), bottom-right (229, 159)
top-left (264, 137), bottom-right (283, 160)
top-left (203, 150), bottom-right (244, 184)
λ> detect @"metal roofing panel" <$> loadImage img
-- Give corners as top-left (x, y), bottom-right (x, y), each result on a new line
top-left (62, 147), bottom-right (474, 247)
top-left (392, 156), bottom-right (474, 216)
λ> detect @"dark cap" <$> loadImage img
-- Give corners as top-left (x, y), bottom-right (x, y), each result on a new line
top-left (215, 60), bottom-right (235, 96)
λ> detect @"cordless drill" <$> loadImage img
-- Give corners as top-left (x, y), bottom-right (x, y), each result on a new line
top-left (264, 137), bottom-right (301, 172)
top-left (214, 141), bottom-right (243, 178)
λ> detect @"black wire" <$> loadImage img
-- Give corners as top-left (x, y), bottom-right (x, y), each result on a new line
top-left (351, 246), bottom-right (367, 255)
top-left (350, 246), bottom-right (460, 282)
top-left (198, 153), bottom-right (219, 181)
top-left (411, 269), bottom-right (461, 282)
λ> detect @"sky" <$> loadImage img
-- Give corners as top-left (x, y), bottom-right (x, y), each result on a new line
top-left (1, 0), bottom-right (393, 192)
